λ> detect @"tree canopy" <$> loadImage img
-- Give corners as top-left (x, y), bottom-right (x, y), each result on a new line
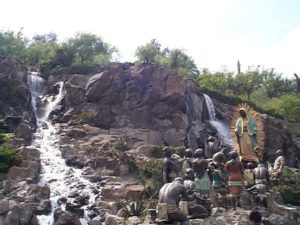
top-left (135, 39), bottom-right (199, 78)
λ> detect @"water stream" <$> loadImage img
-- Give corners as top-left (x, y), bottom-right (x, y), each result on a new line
top-left (203, 94), bottom-right (231, 146)
top-left (27, 73), bottom-right (99, 225)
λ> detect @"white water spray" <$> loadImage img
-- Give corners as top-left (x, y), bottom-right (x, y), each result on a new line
top-left (27, 73), bottom-right (99, 225)
top-left (203, 94), bottom-right (231, 146)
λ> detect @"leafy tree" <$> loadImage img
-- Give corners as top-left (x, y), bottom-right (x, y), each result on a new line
top-left (260, 69), bottom-right (294, 98)
top-left (0, 29), bottom-right (28, 59)
top-left (66, 32), bottom-right (114, 65)
top-left (198, 70), bottom-right (232, 94)
top-left (233, 71), bottom-right (262, 99)
top-left (25, 40), bottom-right (58, 66)
top-left (167, 49), bottom-right (199, 78)
top-left (135, 39), bottom-right (199, 78)
top-left (135, 39), bottom-right (163, 64)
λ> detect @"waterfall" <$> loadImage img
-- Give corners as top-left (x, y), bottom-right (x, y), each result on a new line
top-left (27, 73), bottom-right (99, 225)
top-left (203, 94), bottom-right (231, 146)
top-left (203, 94), bottom-right (216, 120)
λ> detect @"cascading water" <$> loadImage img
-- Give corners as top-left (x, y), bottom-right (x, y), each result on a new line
top-left (27, 73), bottom-right (100, 225)
top-left (203, 94), bottom-right (231, 146)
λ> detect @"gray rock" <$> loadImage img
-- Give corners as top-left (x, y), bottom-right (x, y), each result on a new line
top-left (0, 199), bottom-right (9, 215)
top-left (3, 203), bottom-right (33, 225)
top-left (127, 216), bottom-right (141, 225)
top-left (27, 184), bottom-right (50, 202)
top-left (54, 211), bottom-right (81, 225)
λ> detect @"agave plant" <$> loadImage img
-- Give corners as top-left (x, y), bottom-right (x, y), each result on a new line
top-left (120, 198), bottom-right (147, 217)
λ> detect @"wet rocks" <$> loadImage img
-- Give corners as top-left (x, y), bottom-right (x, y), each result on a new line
top-left (0, 199), bottom-right (9, 215)
top-left (8, 148), bottom-right (40, 183)
top-left (105, 214), bottom-right (125, 225)
top-left (32, 199), bottom-right (52, 215)
top-left (27, 184), bottom-right (50, 202)
top-left (66, 203), bottom-right (84, 218)
top-left (3, 203), bottom-right (35, 225)
top-left (54, 210), bottom-right (81, 225)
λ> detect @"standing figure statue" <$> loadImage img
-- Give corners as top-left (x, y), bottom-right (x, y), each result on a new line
top-left (225, 151), bottom-right (244, 207)
top-left (270, 149), bottom-right (285, 181)
top-left (193, 149), bottom-right (210, 197)
top-left (205, 136), bottom-right (219, 159)
top-left (162, 147), bottom-right (179, 183)
top-left (244, 162), bottom-right (255, 188)
top-left (208, 161), bottom-right (228, 208)
top-left (181, 149), bottom-right (194, 177)
top-left (230, 104), bottom-right (265, 163)
top-left (157, 177), bottom-right (190, 225)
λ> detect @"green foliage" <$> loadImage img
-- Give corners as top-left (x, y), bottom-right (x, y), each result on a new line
top-left (272, 168), bottom-right (300, 206)
top-left (198, 67), bottom-right (299, 122)
top-left (115, 138), bottom-right (130, 152)
top-left (174, 146), bottom-right (186, 157)
top-left (135, 39), bottom-right (162, 64)
top-left (73, 111), bottom-right (94, 123)
top-left (25, 38), bottom-right (58, 66)
top-left (0, 145), bottom-right (21, 173)
top-left (167, 49), bottom-right (199, 78)
top-left (0, 29), bottom-right (28, 59)
top-left (139, 160), bottom-right (163, 200)
top-left (120, 198), bottom-right (147, 217)
top-left (135, 39), bottom-right (199, 79)
top-left (151, 145), bottom-right (164, 158)
top-left (264, 94), bottom-right (300, 122)
top-left (67, 32), bottom-right (115, 65)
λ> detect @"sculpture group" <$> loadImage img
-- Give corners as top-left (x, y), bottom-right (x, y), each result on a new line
top-left (155, 104), bottom-right (286, 224)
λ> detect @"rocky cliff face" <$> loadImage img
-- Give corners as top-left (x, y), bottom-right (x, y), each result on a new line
top-left (0, 57), bottom-right (36, 145)
top-left (55, 63), bottom-right (211, 149)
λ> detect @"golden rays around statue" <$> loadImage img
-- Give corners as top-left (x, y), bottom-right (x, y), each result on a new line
top-left (230, 103), bottom-right (265, 162)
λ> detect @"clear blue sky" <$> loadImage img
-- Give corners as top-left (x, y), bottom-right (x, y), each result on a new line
top-left (1, 0), bottom-right (300, 77)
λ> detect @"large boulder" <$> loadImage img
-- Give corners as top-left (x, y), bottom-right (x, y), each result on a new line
top-left (59, 64), bottom-right (209, 149)
top-left (54, 211), bottom-right (82, 225)
top-left (3, 203), bottom-right (34, 225)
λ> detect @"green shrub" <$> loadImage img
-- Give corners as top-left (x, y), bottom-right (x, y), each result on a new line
top-left (139, 160), bottom-right (163, 199)
top-left (0, 145), bottom-right (21, 173)
top-left (120, 198), bottom-right (147, 217)
top-left (272, 168), bottom-right (300, 206)
top-left (272, 185), bottom-right (300, 206)
top-left (115, 138), bottom-right (129, 152)
top-left (151, 145), bottom-right (164, 158)
top-left (174, 146), bottom-right (185, 157)
top-left (73, 111), bottom-right (94, 122)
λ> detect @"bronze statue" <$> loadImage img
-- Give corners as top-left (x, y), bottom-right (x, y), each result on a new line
top-left (253, 163), bottom-right (269, 185)
top-left (225, 151), bottom-right (244, 207)
top-left (193, 149), bottom-right (210, 196)
top-left (270, 149), bottom-right (285, 181)
top-left (162, 147), bottom-right (179, 183)
top-left (157, 177), bottom-right (190, 225)
top-left (183, 168), bottom-right (195, 181)
top-left (205, 136), bottom-right (219, 158)
top-left (182, 180), bottom-right (209, 218)
top-left (244, 162), bottom-right (255, 188)
top-left (208, 162), bottom-right (228, 209)
top-left (247, 180), bottom-right (268, 207)
top-left (181, 148), bottom-right (194, 176)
